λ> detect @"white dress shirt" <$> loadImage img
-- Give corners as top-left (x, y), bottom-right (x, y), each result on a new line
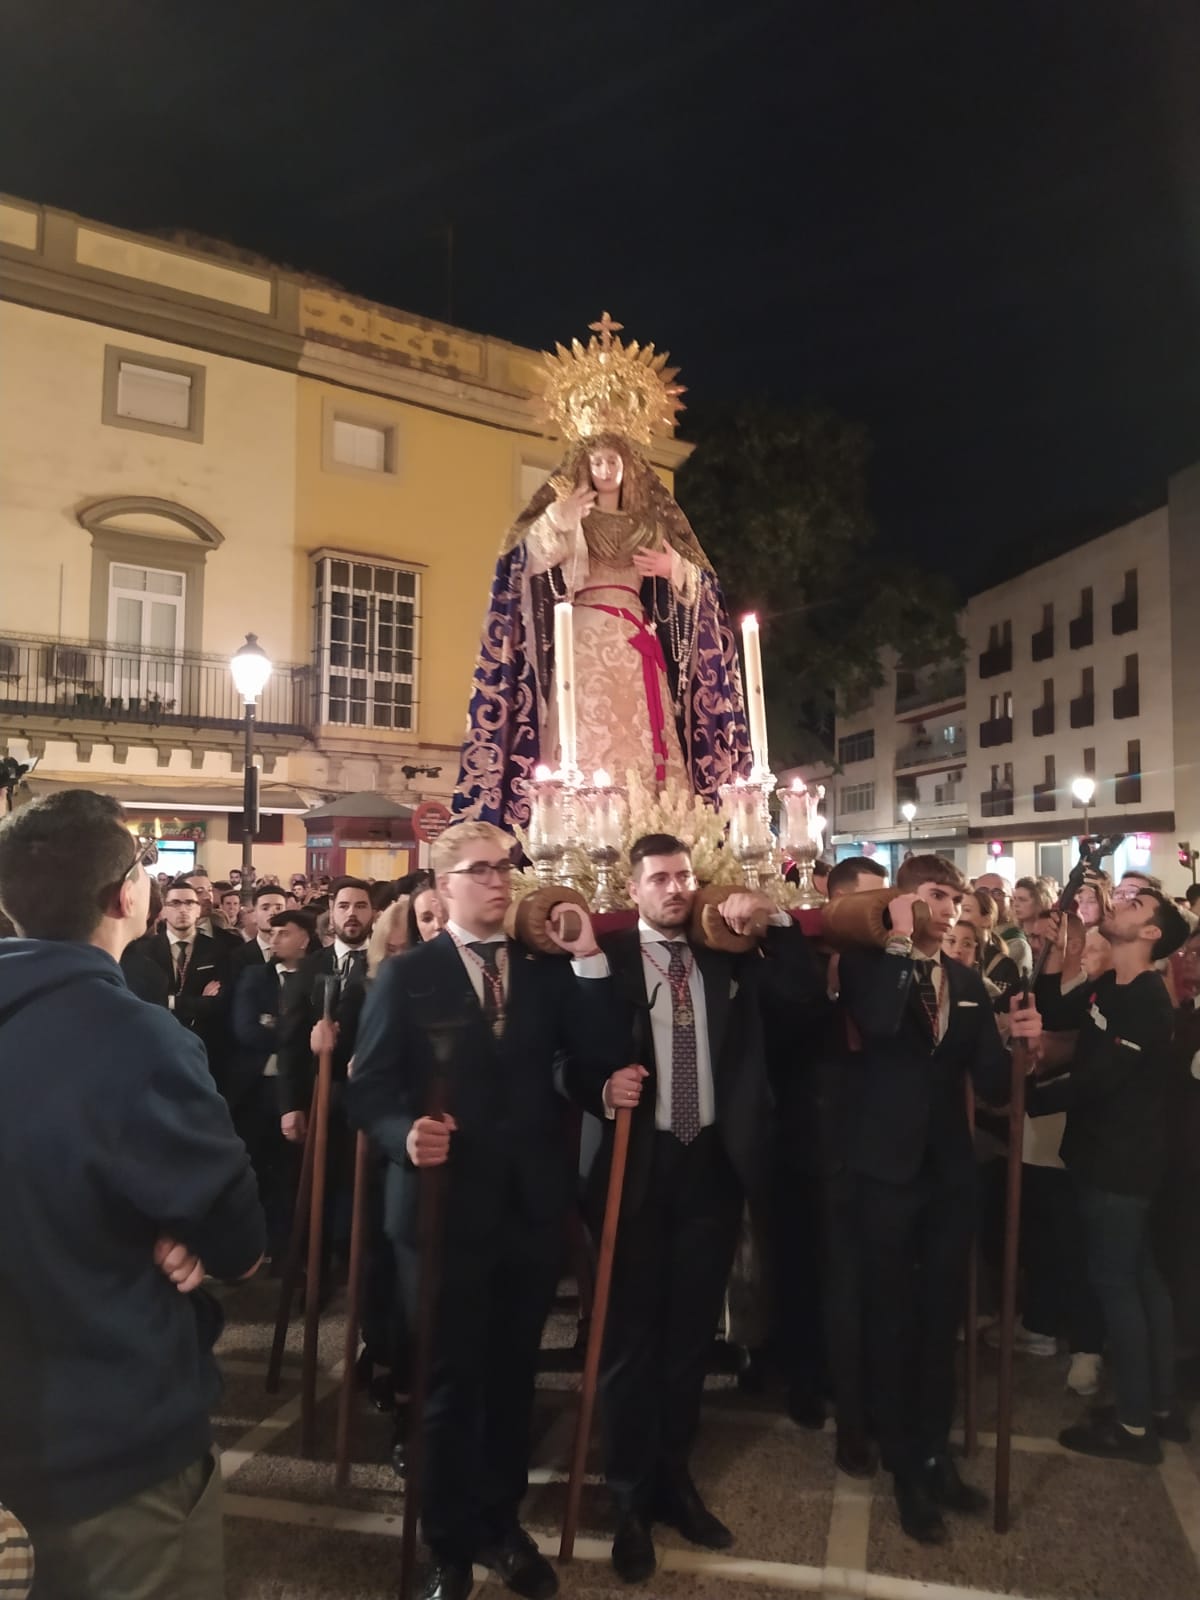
top-left (444, 919), bottom-right (609, 1008)
top-left (638, 919), bottom-right (715, 1133)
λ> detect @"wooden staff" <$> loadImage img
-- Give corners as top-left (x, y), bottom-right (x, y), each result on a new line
top-left (399, 1021), bottom-right (461, 1600)
top-left (266, 1074), bottom-right (319, 1394)
top-left (963, 1078), bottom-right (978, 1458)
top-left (335, 1129), bottom-right (372, 1488)
top-left (301, 976), bottom-right (339, 1458)
top-left (560, 1105), bottom-right (633, 1562)
top-left (994, 1040), bottom-right (1027, 1532)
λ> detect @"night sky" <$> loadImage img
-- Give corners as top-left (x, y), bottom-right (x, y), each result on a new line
top-left (3, 0), bottom-right (1199, 594)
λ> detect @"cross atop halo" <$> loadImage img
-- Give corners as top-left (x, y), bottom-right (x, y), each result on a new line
top-left (588, 311), bottom-right (624, 348)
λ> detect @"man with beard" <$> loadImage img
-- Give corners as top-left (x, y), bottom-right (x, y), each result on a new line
top-left (837, 855), bottom-right (1042, 1545)
top-left (277, 877), bottom-right (375, 1143)
top-left (579, 833), bottom-right (822, 1583)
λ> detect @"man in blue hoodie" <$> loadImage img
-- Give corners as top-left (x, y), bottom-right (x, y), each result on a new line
top-left (0, 789), bottom-right (265, 1600)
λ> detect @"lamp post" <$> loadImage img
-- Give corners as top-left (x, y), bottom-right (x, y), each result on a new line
top-left (1071, 775), bottom-right (1095, 840)
top-left (230, 634), bottom-right (272, 887)
top-left (901, 800), bottom-right (916, 843)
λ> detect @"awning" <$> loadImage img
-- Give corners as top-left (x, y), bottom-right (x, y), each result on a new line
top-left (26, 775), bottom-right (318, 814)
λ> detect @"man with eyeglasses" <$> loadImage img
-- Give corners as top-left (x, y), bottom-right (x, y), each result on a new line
top-left (349, 820), bottom-right (625, 1600)
top-left (0, 789), bottom-right (264, 1599)
top-left (134, 876), bottom-right (234, 1096)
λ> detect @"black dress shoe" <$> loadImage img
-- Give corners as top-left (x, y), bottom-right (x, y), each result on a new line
top-left (653, 1472), bottom-right (733, 1550)
top-left (418, 1561), bottom-right (473, 1600)
top-left (388, 1410), bottom-right (407, 1480)
top-left (1091, 1402), bottom-right (1193, 1444)
top-left (787, 1387), bottom-right (826, 1431)
top-left (922, 1453), bottom-right (987, 1514)
top-left (476, 1526), bottom-right (558, 1600)
top-left (893, 1475), bottom-right (947, 1545)
top-left (835, 1425), bottom-right (875, 1478)
top-left (612, 1512), bottom-right (656, 1584)
top-left (1060, 1416), bottom-right (1163, 1464)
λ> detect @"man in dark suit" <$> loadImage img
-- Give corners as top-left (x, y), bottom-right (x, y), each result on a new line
top-left (231, 910), bottom-right (312, 1261)
top-left (836, 854), bottom-right (1042, 1545)
top-left (181, 868), bottom-right (242, 952)
top-left (347, 821), bottom-right (625, 1600)
top-left (227, 883), bottom-right (288, 981)
top-left (140, 876), bottom-right (234, 1090)
top-left (582, 833), bottom-right (823, 1584)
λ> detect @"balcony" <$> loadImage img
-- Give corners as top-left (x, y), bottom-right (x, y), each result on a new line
top-left (895, 664), bottom-right (967, 715)
top-left (978, 642), bottom-right (1013, 679)
top-left (1033, 782), bottom-right (1057, 813)
top-left (893, 797), bottom-right (967, 825)
top-left (0, 634), bottom-right (313, 737)
top-left (894, 734), bottom-right (967, 770)
top-left (1069, 613), bottom-right (1094, 650)
top-left (1112, 597), bottom-right (1138, 636)
top-left (1115, 771), bottom-right (1142, 806)
top-left (1069, 693), bottom-right (1095, 729)
top-left (1031, 624), bottom-right (1055, 662)
top-left (978, 715), bottom-right (1013, 748)
top-left (1113, 682), bottom-right (1140, 719)
top-left (980, 787), bottom-right (1014, 818)
top-left (1032, 703), bottom-right (1055, 737)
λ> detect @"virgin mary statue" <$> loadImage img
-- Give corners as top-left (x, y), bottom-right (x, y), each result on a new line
top-left (454, 314), bottom-right (750, 828)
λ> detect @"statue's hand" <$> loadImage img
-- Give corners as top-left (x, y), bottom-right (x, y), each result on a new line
top-left (547, 483), bottom-right (595, 531)
top-left (632, 548), bottom-right (673, 581)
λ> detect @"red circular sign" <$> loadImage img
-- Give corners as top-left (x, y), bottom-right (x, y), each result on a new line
top-left (412, 800), bottom-right (453, 844)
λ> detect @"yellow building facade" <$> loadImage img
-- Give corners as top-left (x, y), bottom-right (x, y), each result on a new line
top-left (0, 195), bottom-right (687, 878)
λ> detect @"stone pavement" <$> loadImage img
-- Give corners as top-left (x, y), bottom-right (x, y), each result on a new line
top-left (214, 1280), bottom-right (1200, 1600)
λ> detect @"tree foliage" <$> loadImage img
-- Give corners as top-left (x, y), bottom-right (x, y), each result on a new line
top-left (676, 400), bottom-right (962, 767)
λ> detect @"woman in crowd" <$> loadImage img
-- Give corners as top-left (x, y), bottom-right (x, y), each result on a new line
top-left (959, 887), bottom-right (1019, 1001)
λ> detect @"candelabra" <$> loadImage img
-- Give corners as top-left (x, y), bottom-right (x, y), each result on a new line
top-left (577, 770), bottom-right (629, 912)
top-left (527, 766), bottom-right (569, 886)
top-left (720, 775), bottom-right (775, 890)
top-left (780, 778), bottom-right (826, 908)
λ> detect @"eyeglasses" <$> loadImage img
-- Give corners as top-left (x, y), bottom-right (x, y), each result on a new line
top-left (163, 897), bottom-right (201, 909)
top-left (448, 859), bottom-right (518, 884)
top-left (124, 835), bottom-right (159, 881)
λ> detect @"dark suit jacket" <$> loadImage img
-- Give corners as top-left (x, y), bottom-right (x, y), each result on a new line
top-left (118, 942), bottom-right (171, 1009)
top-left (345, 932), bottom-right (622, 1247)
top-left (585, 923), bottom-right (823, 1220)
top-left (229, 961), bottom-right (299, 1111)
top-left (140, 931), bottom-right (233, 1087)
top-left (837, 947), bottom-right (1011, 1187)
top-left (275, 946), bottom-right (370, 1116)
top-left (228, 937), bottom-right (269, 978)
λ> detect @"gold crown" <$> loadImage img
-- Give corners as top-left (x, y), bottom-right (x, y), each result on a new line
top-left (540, 312), bottom-right (686, 446)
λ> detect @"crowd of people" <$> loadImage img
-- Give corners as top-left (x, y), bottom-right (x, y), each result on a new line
top-left (0, 788), bottom-right (1197, 1600)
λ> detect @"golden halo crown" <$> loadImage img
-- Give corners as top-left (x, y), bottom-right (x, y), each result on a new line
top-left (540, 312), bottom-right (686, 446)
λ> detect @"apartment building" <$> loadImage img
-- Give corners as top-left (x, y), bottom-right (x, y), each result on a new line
top-left (0, 195), bottom-right (689, 877)
top-left (832, 463), bottom-right (1200, 892)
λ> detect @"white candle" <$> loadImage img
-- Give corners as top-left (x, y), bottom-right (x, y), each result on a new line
top-left (554, 601), bottom-right (578, 776)
top-left (741, 613), bottom-right (769, 777)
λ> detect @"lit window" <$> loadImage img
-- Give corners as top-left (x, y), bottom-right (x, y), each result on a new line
top-left (314, 556), bottom-right (419, 731)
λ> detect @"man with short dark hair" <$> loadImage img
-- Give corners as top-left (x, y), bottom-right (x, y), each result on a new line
top-left (182, 868), bottom-right (240, 949)
top-left (825, 856), bottom-right (888, 898)
top-left (136, 877), bottom-right (233, 1094)
top-left (1031, 886), bottom-right (1191, 1462)
top-left (0, 791), bottom-right (264, 1599)
top-left (587, 833), bottom-right (821, 1581)
top-left (837, 853), bottom-right (1042, 1543)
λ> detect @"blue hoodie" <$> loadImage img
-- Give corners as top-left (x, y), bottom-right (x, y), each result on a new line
top-left (0, 939), bottom-right (265, 1524)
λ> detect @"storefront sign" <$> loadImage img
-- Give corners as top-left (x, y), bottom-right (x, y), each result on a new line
top-left (306, 834), bottom-right (334, 849)
top-left (413, 800), bottom-right (452, 844)
top-left (152, 817), bottom-right (206, 842)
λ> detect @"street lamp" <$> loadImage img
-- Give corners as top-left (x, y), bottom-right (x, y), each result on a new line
top-left (1071, 775), bottom-right (1096, 839)
top-left (901, 800), bottom-right (916, 843)
top-left (230, 633), bottom-right (272, 887)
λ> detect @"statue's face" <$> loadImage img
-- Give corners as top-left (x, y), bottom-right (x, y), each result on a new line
top-left (587, 447), bottom-right (624, 495)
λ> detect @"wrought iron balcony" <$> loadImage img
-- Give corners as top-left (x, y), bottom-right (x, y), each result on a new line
top-left (0, 634), bottom-right (313, 736)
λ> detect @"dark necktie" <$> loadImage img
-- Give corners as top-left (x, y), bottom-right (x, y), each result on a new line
top-left (173, 941), bottom-right (189, 990)
top-left (468, 941), bottom-right (504, 1036)
top-left (341, 949), bottom-right (367, 984)
top-left (914, 956), bottom-right (940, 1044)
top-left (667, 942), bottom-right (701, 1144)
